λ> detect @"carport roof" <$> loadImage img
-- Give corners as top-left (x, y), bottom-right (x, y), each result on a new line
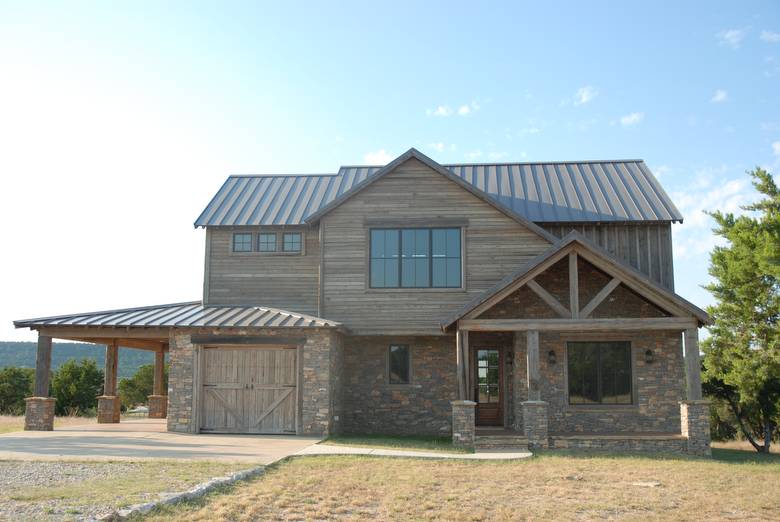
top-left (14, 302), bottom-right (342, 329)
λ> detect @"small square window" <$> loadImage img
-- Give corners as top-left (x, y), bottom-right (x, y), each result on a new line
top-left (283, 232), bottom-right (302, 252)
top-left (232, 233), bottom-right (252, 252)
top-left (389, 345), bottom-right (410, 384)
top-left (258, 233), bottom-right (277, 252)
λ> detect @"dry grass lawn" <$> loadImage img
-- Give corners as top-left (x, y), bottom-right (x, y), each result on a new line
top-left (141, 449), bottom-right (780, 521)
top-left (0, 414), bottom-right (96, 434)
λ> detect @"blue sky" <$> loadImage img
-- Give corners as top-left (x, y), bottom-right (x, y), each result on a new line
top-left (0, 1), bottom-right (778, 340)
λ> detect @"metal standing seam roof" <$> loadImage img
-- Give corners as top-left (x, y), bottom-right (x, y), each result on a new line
top-left (194, 159), bottom-right (683, 227)
top-left (13, 302), bottom-right (342, 329)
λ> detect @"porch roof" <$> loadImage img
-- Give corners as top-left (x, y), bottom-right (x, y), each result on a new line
top-left (14, 301), bottom-right (342, 330)
top-left (440, 231), bottom-right (710, 330)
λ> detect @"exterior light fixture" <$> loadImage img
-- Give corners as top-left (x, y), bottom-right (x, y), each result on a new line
top-left (548, 350), bottom-right (557, 365)
top-left (645, 349), bottom-right (654, 364)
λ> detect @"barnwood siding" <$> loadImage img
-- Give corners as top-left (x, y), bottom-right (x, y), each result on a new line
top-left (320, 158), bottom-right (552, 335)
top-left (541, 223), bottom-right (674, 290)
top-left (205, 227), bottom-right (320, 315)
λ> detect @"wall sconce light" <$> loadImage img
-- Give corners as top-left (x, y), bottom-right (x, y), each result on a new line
top-left (645, 349), bottom-right (654, 364)
top-left (548, 350), bottom-right (557, 365)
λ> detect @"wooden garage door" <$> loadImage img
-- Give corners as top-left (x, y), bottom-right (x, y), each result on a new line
top-left (200, 347), bottom-right (297, 434)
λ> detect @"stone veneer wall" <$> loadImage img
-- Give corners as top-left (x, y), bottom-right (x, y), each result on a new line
top-left (341, 335), bottom-right (456, 436)
top-left (167, 327), bottom-right (342, 436)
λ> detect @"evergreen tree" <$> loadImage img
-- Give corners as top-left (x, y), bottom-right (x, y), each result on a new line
top-left (702, 167), bottom-right (780, 453)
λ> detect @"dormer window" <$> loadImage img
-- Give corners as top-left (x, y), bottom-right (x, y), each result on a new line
top-left (232, 233), bottom-right (253, 252)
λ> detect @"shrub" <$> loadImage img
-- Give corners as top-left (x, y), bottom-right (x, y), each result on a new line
top-left (0, 367), bottom-right (34, 414)
top-left (50, 359), bottom-right (104, 416)
top-left (119, 363), bottom-right (168, 409)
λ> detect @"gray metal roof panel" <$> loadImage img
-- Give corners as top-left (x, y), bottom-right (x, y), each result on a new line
top-left (194, 159), bottom-right (682, 227)
top-left (13, 302), bottom-right (341, 329)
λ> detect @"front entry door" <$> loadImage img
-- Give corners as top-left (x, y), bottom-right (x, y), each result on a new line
top-left (474, 348), bottom-right (503, 426)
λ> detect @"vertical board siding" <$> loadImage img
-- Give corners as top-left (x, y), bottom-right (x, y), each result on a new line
top-left (321, 158), bottom-right (553, 335)
top-left (206, 226), bottom-right (320, 315)
top-left (541, 222), bottom-right (674, 290)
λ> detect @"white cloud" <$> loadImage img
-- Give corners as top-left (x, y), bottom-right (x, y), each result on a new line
top-left (457, 104), bottom-right (471, 116)
top-left (761, 30), bottom-right (780, 43)
top-left (619, 112), bottom-right (644, 126)
top-left (465, 150), bottom-right (482, 161)
top-left (652, 165), bottom-right (670, 179)
top-left (427, 105), bottom-right (453, 117)
top-left (488, 151), bottom-right (508, 160)
top-left (717, 28), bottom-right (748, 48)
top-left (364, 149), bottom-right (393, 164)
top-left (772, 141), bottom-right (780, 156)
top-left (574, 86), bottom-right (598, 106)
top-left (428, 142), bottom-right (446, 152)
top-left (711, 89), bottom-right (728, 103)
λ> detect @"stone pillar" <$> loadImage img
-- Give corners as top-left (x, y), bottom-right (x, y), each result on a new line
top-left (148, 349), bottom-right (167, 418)
top-left (682, 328), bottom-right (710, 456)
top-left (97, 340), bottom-right (120, 423)
top-left (681, 400), bottom-right (712, 456)
top-left (522, 400), bottom-right (549, 449)
top-left (24, 335), bottom-right (56, 431)
top-left (451, 400), bottom-right (476, 450)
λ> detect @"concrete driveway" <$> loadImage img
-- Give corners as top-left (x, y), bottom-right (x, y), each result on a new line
top-left (0, 419), bottom-right (321, 463)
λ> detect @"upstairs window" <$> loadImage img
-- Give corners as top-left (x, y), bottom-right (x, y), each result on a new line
top-left (283, 232), bottom-right (302, 252)
top-left (568, 341), bottom-right (632, 405)
top-left (232, 233), bottom-right (253, 252)
top-left (388, 344), bottom-right (410, 384)
top-left (369, 228), bottom-right (461, 288)
top-left (258, 233), bottom-right (277, 252)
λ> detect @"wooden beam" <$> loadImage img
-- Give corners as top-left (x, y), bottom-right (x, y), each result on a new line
top-left (153, 350), bottom-right (165, 396)
top-left (684, 328), bottom-right (703, 400)
top-left (190, 335), bottom-right (305, 346)
top-left (73, 337), bottom-right (166, 351)
top-left (569, 251), bottom-right (579, 318)
top-left (527, 280), bottom-right (571, 318)
top-left (527, 330), bottom-right (540, 401)
top-left (459, 317), bottom-right (699, 332)
top-left (34, 335), bottom-right (52, 397)
top-left (38, 326), bottom-right (171, 340)
top-left (104, 340), bottom-right (119, 396)
top-left (579, 278), bottom-right (621, 318)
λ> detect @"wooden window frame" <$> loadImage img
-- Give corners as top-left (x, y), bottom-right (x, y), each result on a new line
top-left (367, 227), bottom-right (464, 290)
top-left (564, 340), bottom-right (635, 408)
top-left (387, 344), bottom-right (412, 385)
top-left (257, 232), bottom-right (277, 252)
top-left (228, 229), bottom-right (305, 257)
top-left (232, 232), bottom-right (253, 253)
top-left (282, 232), bottom-right (303, 253)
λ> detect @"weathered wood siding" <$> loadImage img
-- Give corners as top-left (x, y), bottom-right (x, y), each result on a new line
top-left (205, 226), bottom-right (320, 315)
top-left (541, 223), bottom-right (674, 290)
top-left (320, 158), bottom-right (553, 335)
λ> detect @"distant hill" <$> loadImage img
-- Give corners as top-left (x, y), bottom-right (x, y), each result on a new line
top-left (0, 341), bottom-right (156, 379)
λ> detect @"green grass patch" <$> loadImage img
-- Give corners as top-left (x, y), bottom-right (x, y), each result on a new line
top-left (322, 434), bottom-right (471, 453)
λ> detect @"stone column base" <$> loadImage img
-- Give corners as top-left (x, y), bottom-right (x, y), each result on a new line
top-left (148, 395), bottom-right (168, 418)
top-left (24, 397), bottom-right (56, 431)
top-left (451, 400), bottom-right (476, 450)
top-left (681, 400), bottom-right (711, 456)
top-left (522, 400), bottom-right (549, 449)
top-left (97, 396), bottom-right (121, 423)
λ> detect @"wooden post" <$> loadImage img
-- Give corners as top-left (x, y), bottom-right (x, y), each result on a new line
top-left (456, 329), bottom-right (468, 400)
top-left (153, 350), bottom-right (165, 396)
top-left (104, 340), bottom-right (119, 396)
top-left (34, 335), bottom-right (53, 397)
top-left (569, 251), bottom-right (579, 318)
top-left (527, 330), bottom-right (540, 401)
top-left (684, 328), bottom-right (702, 401)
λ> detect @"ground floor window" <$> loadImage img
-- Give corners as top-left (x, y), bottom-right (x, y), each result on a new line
top-left (567, 341), bottom-right (632, 405)
top-left (388, 344), bottom-right (410, 384)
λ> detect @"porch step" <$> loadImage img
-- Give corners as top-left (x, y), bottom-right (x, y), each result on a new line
top-left (475, 435), bottom-right (529, 449)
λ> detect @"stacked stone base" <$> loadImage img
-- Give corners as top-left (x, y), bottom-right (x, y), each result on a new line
top-left (451, 400), bottom-right (476, 450)
top-left (522, 400), bottom-right (549, 449)
top-left (24, 397), bottom-right (56, 431)
top-left (681, 400), bottom-right (712, 456)
top-left (97, 396), bottom-right (121, 423)
top-left (549, 435), bottom-right (687, 453)
top-left (148, 395), bottom-right (168, 418)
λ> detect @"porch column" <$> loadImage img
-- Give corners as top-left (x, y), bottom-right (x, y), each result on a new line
top-left (97, 340), bottom-right (120, 423)
top-left (148, 349), bottom-right (168, 418)
top-left (522, 329), bottom-right (548, 448)
top-left (24, 334), bottom-right (56, 430)
top-left (452, 328), bottom-right (475, 449)
top-left (681, 327), bottom-right (711, 456)
top-left (456, 329), bottom-right (469, 400)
